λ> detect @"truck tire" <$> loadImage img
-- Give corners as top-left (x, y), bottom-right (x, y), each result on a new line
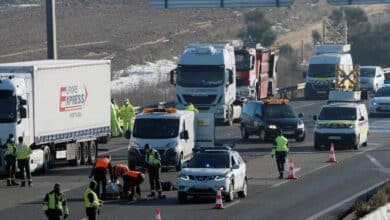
top-left (40, 147), bottom-right (51, 174)
top-left (69, 143), bottom-right (81, 166)
top-left (88, 141), bottom-right (97, 165)
top-left (225, 106), bottom-right (234, 126)
top-left (81, 143), bottom-right (89, 165)
top-left (176, 153), bottom-right (184, 171)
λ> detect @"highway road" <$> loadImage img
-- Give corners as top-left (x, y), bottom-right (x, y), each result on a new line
top-left (0, 100), bottom-right (389, 220)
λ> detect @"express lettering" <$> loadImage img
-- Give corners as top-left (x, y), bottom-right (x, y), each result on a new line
top-left (66, 94), bottom-right (85, 105)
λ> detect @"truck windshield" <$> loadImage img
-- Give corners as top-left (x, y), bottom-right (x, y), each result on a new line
top-left (133, 118), bottom-right (180, 139)
top-left (375, 88), bottom-right (390, 97)
top-left (263, 104), bottom-right (298, 119)
top-left (235, 53), bottom-right (251, 71)
top-left (360, 68), bottom-right (375, 77)
top-left (308, 64), bottom-right (336, 78)
top-left (188, 153), bottom-right (230, 168)
top-left (177, 65), bottom-right (225, 87)
top-left (319, 107), bottom-right (356, 120)
top-left (385, 74), bottom-right (390, 84)
top-left (0, 90), bottom-right (16, 123)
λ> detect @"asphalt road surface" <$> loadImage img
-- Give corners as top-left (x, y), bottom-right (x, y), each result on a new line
top-left (0, 100), bottom-right (389, 220)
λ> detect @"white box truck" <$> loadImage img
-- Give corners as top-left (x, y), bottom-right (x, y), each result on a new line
top-left (0, 60), bottom-right (111, 174)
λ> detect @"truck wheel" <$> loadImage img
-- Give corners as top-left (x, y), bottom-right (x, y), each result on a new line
top-left (40, 147), bottom-right (51, 174)
top-left (70, 143), bottom-right (81, 166)
top-left (81, 143), bottom-right (89, 165)
top-left (176, 153), bottom-right (184, 171)
top-left (88, 141), bottom-right (97, 165)
top-left (225, 106), bottom-right (234, 126)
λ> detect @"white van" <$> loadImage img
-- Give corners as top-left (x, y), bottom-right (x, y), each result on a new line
top-left (128, 108), bottom-right (214, 171)
top-left (360, 66), bottom-right (385, 93)
top-left (304, 44), bottom-right (353, 99)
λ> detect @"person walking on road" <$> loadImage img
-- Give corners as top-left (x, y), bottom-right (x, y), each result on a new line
top-left (16, 136), bottom-right (32, 187)
top-left (110, 99), bottom-right (123, 137)
top-left (43, 183), bottom-right (70, 220)
top-left (185, 102), bottom-right (199, 113)
top-left (84, 181), bottom-right (102, 220)
top-left (4, 134), bottom-right (18, 186)
top-left (271, 129), bottom-right (289, 179)
top-left (90, 156), bottom-right (113, 200)
top-left (119, 99), bottom-right (135, 138)
top-left (144, 144), bottom-right (165, 198)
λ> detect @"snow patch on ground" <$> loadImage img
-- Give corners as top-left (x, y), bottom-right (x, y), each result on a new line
top-left (111, 59), bottom-right (177, 93)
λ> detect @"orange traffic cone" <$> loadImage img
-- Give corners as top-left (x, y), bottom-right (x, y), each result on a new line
top-left (327, 143), bottom-right (338, 163)
top-left (155, 208), bottom-right (161, 220)
top-left (213, 187), bottom-right (224, 209)
top-left (287, 158), bottom-right (298, 180)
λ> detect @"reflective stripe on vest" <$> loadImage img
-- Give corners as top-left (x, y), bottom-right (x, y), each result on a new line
top-left (124, 170), bottom-right (140, 178)
top-left (95, 158), bottom-right (110, 169)
top-left (84, 188), bottom-right (100, 208)
top-left (42, 192), bottom-right (69, 215)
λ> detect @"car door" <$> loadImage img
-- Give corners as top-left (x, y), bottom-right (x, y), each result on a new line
top-left (230, 154), bottom-right (241, 191)
top-left (233, 152), bottom-right (246, 189)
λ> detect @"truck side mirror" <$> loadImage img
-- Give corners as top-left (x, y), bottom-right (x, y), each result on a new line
top-left (180, 130), bottom-right (189, 140)
top-left (170, 69), bottom-right (177, 85)
top-left (312, 115), bottom-right (317, 121)
top-left (228, 70), bottom-right (234, 85)
top-left (20, 99), bottom-right (27, 106)
top-left (20, 107), bottom-right (27, 119)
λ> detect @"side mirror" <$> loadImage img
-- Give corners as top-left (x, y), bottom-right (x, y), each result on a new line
top-left (232, 164), bottom-right (239, 170)
top-left (170, 69), bottom-right (177, 85)
top-left (180, 130), bottom-right (189, 140)
top-left (298, 113), bottom-right (304, 118)
top-left (312, 115), bottom-right (317, 121)
top-left (228, 70), bottom-right (234, 85)
top-left (20, 99), bottom-right (27, 106)
top-left (360, 116), bottom-right (365, 121)
top-left (302, 71), bottom-right (307, 79)
top-left (20, 107), bottom-right (27, 119)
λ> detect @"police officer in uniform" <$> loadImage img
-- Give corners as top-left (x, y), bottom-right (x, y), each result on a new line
top-left (144, 144), bottom-right (164, 198)
top-left (43, 183), bottom-right (70, 220)
top-left (4, 134), bottom-right (18, 186)
top-left (271, 129), bottom-right (289, 179)
top-left (84, 181), bottom-right (102, 220)
top-left (16, 136), bottom-right (32, 187)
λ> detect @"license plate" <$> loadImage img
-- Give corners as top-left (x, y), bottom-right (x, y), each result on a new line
top-left (56, 151), bottom-right (66, 159)
top-left (328, 136), bottom-right (341, 140)
top-left (283, 130), bottom-right (294, 135)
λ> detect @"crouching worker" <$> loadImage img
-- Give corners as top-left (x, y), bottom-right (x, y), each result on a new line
top-left (121, 170), bottom-right (145, 200)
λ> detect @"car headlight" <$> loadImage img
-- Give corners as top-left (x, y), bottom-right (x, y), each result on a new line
top-left (297, 123), bottom-right (305, 129)
top-left (347, 124), bottom-right (356, 129)
top-left (179, 174), bottom-right (190, 181)
top-left (268, 124), bottom-right (277, 130)
top-left (214, 175), bottom-right (227, 181)
top-left (372, 101), bottom-right (378, 106)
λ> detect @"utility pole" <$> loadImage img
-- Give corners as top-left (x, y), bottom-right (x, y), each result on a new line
top-left (46, 0), bottom-right (57, 59)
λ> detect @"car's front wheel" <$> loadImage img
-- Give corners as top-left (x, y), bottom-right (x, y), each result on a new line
top-left (238, 179), bottom-right (247, 198)
top-left (178, 192), bottom-right (187, 204)
top-left (225, 182), bottom-right (234, 202)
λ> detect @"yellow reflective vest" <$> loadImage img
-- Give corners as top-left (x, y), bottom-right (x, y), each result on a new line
top-left (4, 143), bottom-right (16, 157)
top-left (146, 149), bottom-right (161, 167)
top-left (42, 191), bottom-right (69, 216)
top-left (84, 188), bottom-right (101, 208)
top-left (15, 143), bottom-right (32, 160)
top-left (185, 104), bottom-right (199, 113)
top-left (272, 135), bottom-right (289, 155)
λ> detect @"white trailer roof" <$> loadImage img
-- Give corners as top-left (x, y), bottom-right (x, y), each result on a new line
top-left (0, 60), bottom-right (110, 70)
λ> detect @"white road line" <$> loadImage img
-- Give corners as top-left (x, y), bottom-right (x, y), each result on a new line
top-left (98, 146), bottom-right (128, 156)
top-left (306, 178), bottom-right (389, 220)
top-left (127, 201), bottom-right (136, 205)
top-left (271, 180), bottom-right (288, 188)
top-left (223, 200), bottom-right (240, 208)
top-left (366, 154), bottom-right (385, 169)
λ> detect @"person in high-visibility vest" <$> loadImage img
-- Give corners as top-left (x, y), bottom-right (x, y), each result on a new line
top-left (185, 102), bottom-right (199, 113)
top-left (43, 183), bottom-right (69, 220)
top-left (144, 144), bottom-right (164, 198)
top-left (84, 181), bottom-right (102, 220)
top-left (16, 136), bottom-right (32, 187)
top-left (89, 156), bottom-right (113, 200)
top-left (119, 99), bottom-right (135, 133)
top-left (4, 134), bottom-right (18, 186)
top-left (112, 163), bottom-right (129, 181)
top-left (120, 170), bottom-right (145, 200)
top-left (271, 129), bottom-right (289, 179)
top-left (110, 99), bottom-right (123, 137)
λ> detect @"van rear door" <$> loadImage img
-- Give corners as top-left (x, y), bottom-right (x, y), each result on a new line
top-left (194, 113), bottom-right (215, 149)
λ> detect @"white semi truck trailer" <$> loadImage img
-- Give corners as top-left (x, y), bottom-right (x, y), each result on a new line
top-left (0, 60), bottom-right (111, 174)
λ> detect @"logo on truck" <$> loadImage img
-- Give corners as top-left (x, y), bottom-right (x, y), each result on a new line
top-left (59, 84), bottom-right (88, 112)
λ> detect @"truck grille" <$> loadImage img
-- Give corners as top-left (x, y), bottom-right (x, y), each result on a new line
top-left (183, 95), bottom-right (217, 105)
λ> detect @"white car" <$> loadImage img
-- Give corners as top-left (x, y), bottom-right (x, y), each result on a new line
top-left (360, 66), bottom-right (385, 93)
top-left (177, 146), bottom-right (247, 203)
top-left (369, 87), bottom-right (390, 116)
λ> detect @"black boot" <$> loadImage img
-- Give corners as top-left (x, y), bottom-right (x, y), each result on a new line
top-left (7, 180), bottom-right (11, 186)
top-left (28, 181), bottom-right (32, 187)
top-left (20, 181), bottom-right (26, 187)
top-left (11, 180), bottom-right (18, 186)
top-left (279, 172), bottom-right (283, 179)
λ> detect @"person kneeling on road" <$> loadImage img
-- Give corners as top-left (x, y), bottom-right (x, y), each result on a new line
top-left (90, 155), bottom-right (113, 200)
top-left (84, 181), bottom-right (102, 220)
top-left (271, 129), bottom-right (289, 179)
top-left (121, 169), bottom-right (145, 200)
top-left (43, 183), bottom-right (70, 220)
top-left (144, 144), bottom-right (165, 199)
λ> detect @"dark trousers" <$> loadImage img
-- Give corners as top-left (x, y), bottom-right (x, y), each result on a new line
top-left (86, 207), bottom-right (98, 220)
top-left (45, 209), bottom-right (63, 220)
top-left (148, 167), bottom-right (161, 193)
top-left (5, 155), bottom-right (16, 181)
top-left (93, 168), bottom-right (107, 199)
top-left (275, 151), bottom-right (287, 175)
top-left (18, 159), bottom-right (31, 184)
top-left (123, 175), bottom-right (143, 198)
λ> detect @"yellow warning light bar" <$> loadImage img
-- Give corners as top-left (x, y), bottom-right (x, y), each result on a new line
top-left (263, 99), bottom-right (289, 105)
top-left (143, 108), bottom-right (177, 113)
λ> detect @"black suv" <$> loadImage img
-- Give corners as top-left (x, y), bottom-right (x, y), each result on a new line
top-left (240, 100), bottom-right (305, 142)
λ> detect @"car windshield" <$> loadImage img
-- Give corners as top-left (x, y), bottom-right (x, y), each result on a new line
top-left (319, 107), bottom-right (356, 120)
top-left (235, 53), bottom-right (251, 71)
top-left (177, 65), bottom-right (226, 87)
top-left (384, 74), bottom-right (390, 84)
top-left (375, 88), bottom-right (390, 97)
top-left (0, 90), bottom-right (16, 123)
top-left (263, 104), bottom-right (298, 119)
top-left (132, 118), bottom-right (179, 139)
top-left (188, 153), bottom-right (230, 169)
top-left (308, 64), bottom-right (336, 77)
top-left (360, 68), bottom-right (375, 77)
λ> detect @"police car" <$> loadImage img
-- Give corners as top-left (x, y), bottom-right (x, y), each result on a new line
top-left (177, 146), bottom-right (247, 203)
top-left (313, 91), bottom-right (369, 150)
top-left (240, 99), bottom-right (305, 142)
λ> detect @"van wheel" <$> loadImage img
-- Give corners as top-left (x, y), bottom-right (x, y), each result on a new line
top-left (178, 192), bottom-right (187, 204)
top-left (353, 136), bottom-right (360, 150)
top-left (241, 125), bottom-right (249, 140)
top-left (176, 153), bottom-right (183, 171)
top-left (88, 141), bottom-right (97, 165)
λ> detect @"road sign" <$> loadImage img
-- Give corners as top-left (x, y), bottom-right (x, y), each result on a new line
top-left (149, 0), bottom-right (293, 8)
top-left (328, 0), bottom-right (390, 5)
